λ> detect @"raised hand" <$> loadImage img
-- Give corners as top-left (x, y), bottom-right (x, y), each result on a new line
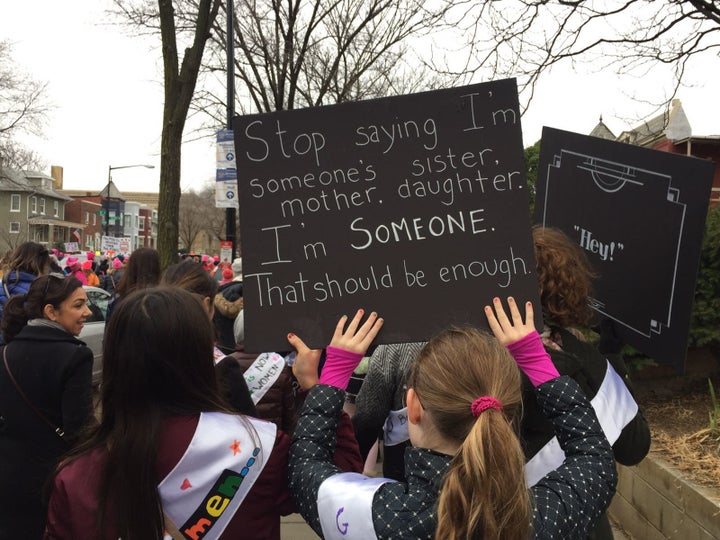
top-left (486, 297), bottom-right (558, 386)
top-left (484, 296), bottom-right (536, 346)
top-left (287, 333), bottom-right (322, 391)
top-left (329, 309), bottom-right (383, 355)
top-left (316, 309), bottom-right (384, 391)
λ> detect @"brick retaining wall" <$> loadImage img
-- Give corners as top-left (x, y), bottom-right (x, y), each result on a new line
top-left (609, 454), bottom-right (720, 539)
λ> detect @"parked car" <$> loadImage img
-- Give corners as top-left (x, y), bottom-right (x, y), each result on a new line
top-left (80, 285), bottom-right (111, 384)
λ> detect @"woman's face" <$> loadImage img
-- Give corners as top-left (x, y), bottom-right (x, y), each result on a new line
top-left (46, 287), bottom-right (92, 336)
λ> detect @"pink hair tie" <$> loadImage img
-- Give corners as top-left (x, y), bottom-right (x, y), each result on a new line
top-left (471, 396), bottom-right (503, 417)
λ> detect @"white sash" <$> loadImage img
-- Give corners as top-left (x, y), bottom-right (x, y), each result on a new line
top-left (525, 361), bottom-right (639, 487)
top-left (158, 412), bottom-right (277, 539)
top-left (317, 473), bottom-right (396, 539)
top-left (243, 352), bottom-right (286, 405)
top-left (213, 346), bottom-right (226, 365)
top-left (383, 407), bottom-right (410, 446)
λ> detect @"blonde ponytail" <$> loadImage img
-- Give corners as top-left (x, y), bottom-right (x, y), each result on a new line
top-left (436, 412), bottom-right (530, 539)
top-left (409, 327), bottom-right (531, 540)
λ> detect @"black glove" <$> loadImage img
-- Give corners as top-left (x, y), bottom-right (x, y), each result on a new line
top-left (597, 318), bottom-right (624, 354)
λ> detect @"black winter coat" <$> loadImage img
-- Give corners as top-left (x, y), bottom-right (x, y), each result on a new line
top-left (0, 325), bottom-right (94, 539)
top-left (521, 326), bottom-right (651, 540)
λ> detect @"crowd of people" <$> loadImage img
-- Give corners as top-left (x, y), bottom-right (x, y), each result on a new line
top-left (0, 231), bottom-right (649, 539)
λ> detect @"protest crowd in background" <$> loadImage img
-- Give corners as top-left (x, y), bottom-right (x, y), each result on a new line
top-left (0, 235), bottom-right (643, 540)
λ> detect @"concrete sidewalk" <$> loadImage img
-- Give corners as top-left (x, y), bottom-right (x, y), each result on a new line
top-left (281, 511), bottom-right (633, 539)
top-left (279, 456), bottom-right (633, 539)
top-left (281, 514), bottom-right (319, 539)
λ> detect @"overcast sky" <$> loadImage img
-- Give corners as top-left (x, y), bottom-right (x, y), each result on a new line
top-left (3, 1), bottom-right (718, 194)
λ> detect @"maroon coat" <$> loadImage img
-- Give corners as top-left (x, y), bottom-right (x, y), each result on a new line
top-left (229, 351), bottom-right (300, 435)
top-left (44, 413), bottom-right (362, 539)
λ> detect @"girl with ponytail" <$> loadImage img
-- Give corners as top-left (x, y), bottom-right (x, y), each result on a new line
top-left (288, 298), bottom-right (618, 539)
top-left (410, 327), bottom-right (530, 539)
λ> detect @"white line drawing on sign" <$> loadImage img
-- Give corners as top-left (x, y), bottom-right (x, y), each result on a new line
top-left (541, 150), bottom-right (687, 338)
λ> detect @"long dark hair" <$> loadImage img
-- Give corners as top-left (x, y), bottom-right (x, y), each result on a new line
top-left (2, 241), bottom-right (50, 282)
top-left (1, 274), bottom-right (83, 343)
top-left (162, 259), bottom-right (219, 299)
top-left (56, 287), bottom-right (234, 538)
top-left (114, 248), bottom-right (161, 297)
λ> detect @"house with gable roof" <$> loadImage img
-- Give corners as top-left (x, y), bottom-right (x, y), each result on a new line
top-left (0, 166), bottom-right (84, 251)
top-left (596, 100), bottom-right (720, 205)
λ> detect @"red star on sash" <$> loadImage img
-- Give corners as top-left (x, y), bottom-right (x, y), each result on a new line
top-left (230, 439), bottom-right (241, 456)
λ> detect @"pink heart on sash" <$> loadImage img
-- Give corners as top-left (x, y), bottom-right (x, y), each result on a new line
top-left (180, 478), bottom-right (192, 490)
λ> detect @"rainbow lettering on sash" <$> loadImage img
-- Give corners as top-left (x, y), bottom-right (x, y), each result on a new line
top-left (181, 448), bottom-right (261, 539)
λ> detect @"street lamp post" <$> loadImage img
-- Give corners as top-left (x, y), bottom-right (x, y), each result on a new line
top-left (104, 164), bottom-right (155, 243)
top-left (226, 0), bottom-right (237, 259)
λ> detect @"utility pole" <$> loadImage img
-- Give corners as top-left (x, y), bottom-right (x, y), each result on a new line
top-left (225, 0), bottom-right (237, 258)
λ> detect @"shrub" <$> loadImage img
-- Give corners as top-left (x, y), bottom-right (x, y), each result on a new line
top-left (689, 205), bottom-right (720, 354)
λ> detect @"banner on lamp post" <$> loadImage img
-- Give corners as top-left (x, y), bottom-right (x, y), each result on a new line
top-left (216, 130), bottom-right (239, 209)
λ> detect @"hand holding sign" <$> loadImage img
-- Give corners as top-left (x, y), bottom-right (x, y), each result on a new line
top-left (318, 310), bottom-right (384, 391)
top-left (484, 296), bottom-right (535, 345)
top-left (287, 333), bottom-right (322, 391)
top-left (329, 309), bottom-right (383, 354)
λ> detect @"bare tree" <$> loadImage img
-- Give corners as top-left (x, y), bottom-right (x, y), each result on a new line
top-left (189, 0), bottom-right (453, 126)
top-left (178, 191), bottom-right (205, 249)
top-left (0, 228), bottom-right (28, 252)
top-left (112, 0), bottom-right (222, 269)
top-left (442, 0), bottom-right (720, 113)
top-left (178, 185), bottom-right (225, 249)
top-left (110, 0), bottom-right (457, 268)
top-left (0, 41), bottom-right (50, 170)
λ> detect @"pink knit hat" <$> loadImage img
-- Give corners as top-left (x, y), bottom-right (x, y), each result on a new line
top-left (66, 257), bottom-right (80, 271)
top-left (112, 257), bottom-right (123, 270)
top-left (86, 251), bottom-right (95, 260)
top-left (81, 260), bottom-right (93, 271)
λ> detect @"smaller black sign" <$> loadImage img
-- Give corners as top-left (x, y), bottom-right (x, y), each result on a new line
top-left (535, 127), bottom-right (714, 370)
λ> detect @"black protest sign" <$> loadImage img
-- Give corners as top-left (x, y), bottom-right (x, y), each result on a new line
top-left (233, 78), bottom-right (541, 352)
top-left (535, 127), bottom-right (714, 370)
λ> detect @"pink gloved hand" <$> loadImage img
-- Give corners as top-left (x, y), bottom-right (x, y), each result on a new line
top-left (318, 309), bottom-right (384, 390)
top-left (485, 297), bottom-right (559, 387)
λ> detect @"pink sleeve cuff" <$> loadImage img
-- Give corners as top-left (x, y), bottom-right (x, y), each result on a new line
top-left (318, 346), bottom-right (364, 390)
top-left (506, 331), bottom-right (560, 387)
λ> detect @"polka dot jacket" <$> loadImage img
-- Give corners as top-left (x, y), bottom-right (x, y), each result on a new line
top-left (289, 377), bottom-right (617, 539)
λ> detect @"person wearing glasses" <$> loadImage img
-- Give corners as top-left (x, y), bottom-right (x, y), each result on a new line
top-left (0, 274), bottom-right (94, 539)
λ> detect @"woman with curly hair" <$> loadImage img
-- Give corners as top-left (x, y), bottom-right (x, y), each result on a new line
top-left (527, 225), bottom-right (651, 540)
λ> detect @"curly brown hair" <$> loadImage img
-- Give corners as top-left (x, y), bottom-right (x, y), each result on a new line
top-left (532, 225), bottom-right (597, 327)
